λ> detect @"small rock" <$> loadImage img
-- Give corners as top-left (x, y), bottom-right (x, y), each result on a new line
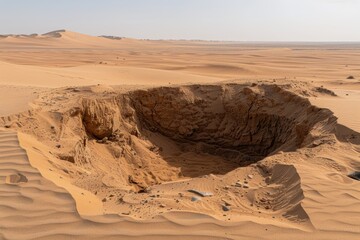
top-left (5, 173), bottom-right (28, 184)
top-left (102, 198), bottom-right (107, 202)
top-left (248, 174), bottom-right (254, 179)
top-left (56, 144), bottom-right (61, 148)
top-left (117, 196), bottom-right (124, 203)
top-left (243, 183), bottom-right (249, 188)
top-left (222, 200), bottom-right (232, 206)
top-left (348, 171), bottom-right (360, 181)
top-left (137, 188), bottom-right (148, 193)
top-left (188, 189), bottom-right (213, 197)
top-left (222, 204), bottom-right (230, 211)
top-left (191, 196), bottom-right (201, 202)
top-left (235, 182), bottom-right (242, 187)
top-left (224, 185), bottom-right (230, 190)
top-left (159, 204), bottom-right (166, 208)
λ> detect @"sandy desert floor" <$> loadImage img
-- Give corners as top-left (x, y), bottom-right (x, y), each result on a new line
top-left (0, 30), bottom-right (359, 240)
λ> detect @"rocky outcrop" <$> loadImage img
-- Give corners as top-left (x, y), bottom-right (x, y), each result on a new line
top-left (130, 84), bottom-right (336, 159)
top-left (82, 98), bottom-right (121, 139)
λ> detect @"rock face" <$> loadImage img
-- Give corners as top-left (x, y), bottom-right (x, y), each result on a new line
top-left (6, 173), bottom-right (28, 184)
top-left (130, 84), bottom-right (336, 159)
top-left (82, 98), bottom-right (121, 139)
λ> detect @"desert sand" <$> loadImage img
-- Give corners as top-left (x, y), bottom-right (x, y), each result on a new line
top-left (0, 30), bottom-right (359, 240)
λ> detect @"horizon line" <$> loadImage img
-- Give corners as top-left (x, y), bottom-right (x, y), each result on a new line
top-left (1, 29), bottom-right (360, 44)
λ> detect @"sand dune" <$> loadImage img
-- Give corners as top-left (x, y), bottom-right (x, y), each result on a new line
top-left (0, 29), bottom-right (137, 48)
top-left (0, 30), bottom-right (360, 239)
top-left (0, 61), bottom-right (219, 87)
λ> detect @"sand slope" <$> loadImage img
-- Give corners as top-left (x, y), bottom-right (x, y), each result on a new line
top-left (1, 127), bottom-right (359, 240)
top-left (0, 61), bottom-right (219, 87)
top-left (0, 130), bottom-right (306, 240)
top-left (0, 128), bottom-right (81, 239)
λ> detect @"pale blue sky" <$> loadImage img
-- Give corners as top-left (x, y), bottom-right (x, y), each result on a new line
top-left (0, 0), bottom-right (359, 41)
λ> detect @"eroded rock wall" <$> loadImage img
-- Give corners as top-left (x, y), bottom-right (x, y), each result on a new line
top-left (130, 84), bottom-right (336, 158)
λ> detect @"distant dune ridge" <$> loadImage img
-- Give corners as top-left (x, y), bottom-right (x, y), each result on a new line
top-left (42, 29), bottom-right (67, 38)
top-left (100, 35), bottom-right (123, 40)
top-left (0, 30), bottom-right (359, 240)
top-left (1, 29), bottom-right (95, 39)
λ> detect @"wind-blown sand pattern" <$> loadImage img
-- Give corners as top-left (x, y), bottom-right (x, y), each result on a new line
top-left (0, 30), bottom-right (359, 239)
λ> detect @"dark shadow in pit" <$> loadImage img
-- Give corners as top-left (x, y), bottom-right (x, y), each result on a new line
top-left (163, 152), bottom-right (245, 178)
top-left (143, 130), bottom-right (263, 178)
top-left (129, 84), bottom-right (339, 179)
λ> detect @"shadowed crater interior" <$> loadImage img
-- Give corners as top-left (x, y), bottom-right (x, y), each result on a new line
top-left (128, 84), bottom-right (336, 172)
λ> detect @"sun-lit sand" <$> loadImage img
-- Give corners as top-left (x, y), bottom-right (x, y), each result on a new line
top-left (0, 30), bottom-right (359, 240)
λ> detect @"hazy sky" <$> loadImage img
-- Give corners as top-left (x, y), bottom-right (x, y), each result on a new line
top-left (0, 0), bottom-right (359, 41)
